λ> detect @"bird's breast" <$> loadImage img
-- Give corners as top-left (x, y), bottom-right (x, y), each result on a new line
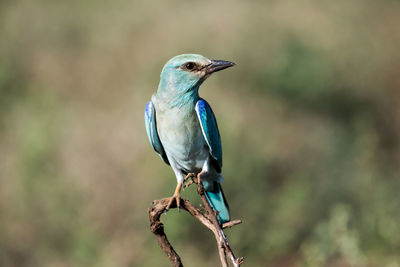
top-left (156, 105), bottom-right (208, 171)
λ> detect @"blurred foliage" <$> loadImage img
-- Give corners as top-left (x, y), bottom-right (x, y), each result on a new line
top-left (1, 0), bottom-right (400, 266)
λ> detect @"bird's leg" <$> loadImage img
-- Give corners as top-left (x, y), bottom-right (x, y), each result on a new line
top-left (166, 182), bottom-right (183, 211)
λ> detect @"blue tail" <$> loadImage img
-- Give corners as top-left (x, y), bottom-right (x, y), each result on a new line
top-left (204, 182), bottom-right (230, 225)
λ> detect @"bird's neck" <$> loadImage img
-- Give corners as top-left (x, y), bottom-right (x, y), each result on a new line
top-left (157, 83), bottom-right (200, 109)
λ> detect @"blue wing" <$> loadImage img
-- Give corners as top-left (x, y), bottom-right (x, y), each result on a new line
top-left (144, 101), bottom-right (169, 165)
top-left (195, 98), bottom-right (222, 172)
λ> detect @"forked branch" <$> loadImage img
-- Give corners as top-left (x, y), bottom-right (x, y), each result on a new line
top-left (148, 173), bottom-right (243, 267)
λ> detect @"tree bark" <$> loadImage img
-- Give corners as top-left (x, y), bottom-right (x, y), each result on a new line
top-left (148, 173), bottom-right (243, 267)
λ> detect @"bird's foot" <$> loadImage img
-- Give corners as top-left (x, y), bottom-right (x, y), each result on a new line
top-left (166, 192), bottom-right (181, 211)
top-left (197, 170), bottom-right (207, 181)
top-left (181, 171), bottom-right (208, 190)
top-left (166, 181), bottom-right (183, 211)
top-left (183, 173), bottom-right (196, 189)
top-left (184, 172), bottom-right (196, 182)
top-left (195, 170), bottom-right (208, 194)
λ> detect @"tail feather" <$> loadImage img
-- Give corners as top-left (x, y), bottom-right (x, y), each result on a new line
top-left (204, 182), bottom-right (230, 224)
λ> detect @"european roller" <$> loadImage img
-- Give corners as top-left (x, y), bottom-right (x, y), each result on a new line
top-left (145, 54), bottom-right (235, 224)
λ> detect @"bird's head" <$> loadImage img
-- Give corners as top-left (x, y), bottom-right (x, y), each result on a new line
top-left (157, 54), bottom-right (235, 97)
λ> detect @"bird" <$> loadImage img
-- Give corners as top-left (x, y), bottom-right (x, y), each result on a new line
top-left (144, 54), bottom-right (235, 225)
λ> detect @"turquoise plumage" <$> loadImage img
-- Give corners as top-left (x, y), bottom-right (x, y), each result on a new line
top-left (195, 99), bottom-right (222, 170)
top-left (144, 54), bottom-right (235, 224)
top-left (145, 101), bottom-right (169, 165)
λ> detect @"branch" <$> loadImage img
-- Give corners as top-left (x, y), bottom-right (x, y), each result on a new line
top-left (148, 173), bottom-right (243, 267)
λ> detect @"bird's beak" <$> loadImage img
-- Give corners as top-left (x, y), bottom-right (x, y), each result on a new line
top-left (206, 60), bottom-right (236, 74)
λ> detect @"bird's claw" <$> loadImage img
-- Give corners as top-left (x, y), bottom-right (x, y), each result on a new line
top-left (183, 173), bottom-right (196, 189)
top-left (184, 179), bottom-right (194, 189)
top-left (197, 170), bottom-right (207, 179)
top-left (184, 173), bottom-right (196, 182)
top-left (166, 193), bottom-right (181, 211)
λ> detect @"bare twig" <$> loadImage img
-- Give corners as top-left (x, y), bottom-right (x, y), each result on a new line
top-left (222, 220), bottom-right (242, 229)
top-left (148, 173), bottom-right (243, 267)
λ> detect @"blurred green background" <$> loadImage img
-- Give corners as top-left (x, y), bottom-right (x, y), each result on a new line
top-left (1, 0), bottom-right (400, 266)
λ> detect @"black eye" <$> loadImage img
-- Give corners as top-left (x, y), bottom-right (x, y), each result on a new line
top-left (184, 62), bottom-right (195, 70)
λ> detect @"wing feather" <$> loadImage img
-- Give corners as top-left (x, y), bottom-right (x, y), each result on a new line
top-left (195, 99), bottom-right (222, 171)
top-left (144, 101), bottom-right (169, 165)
